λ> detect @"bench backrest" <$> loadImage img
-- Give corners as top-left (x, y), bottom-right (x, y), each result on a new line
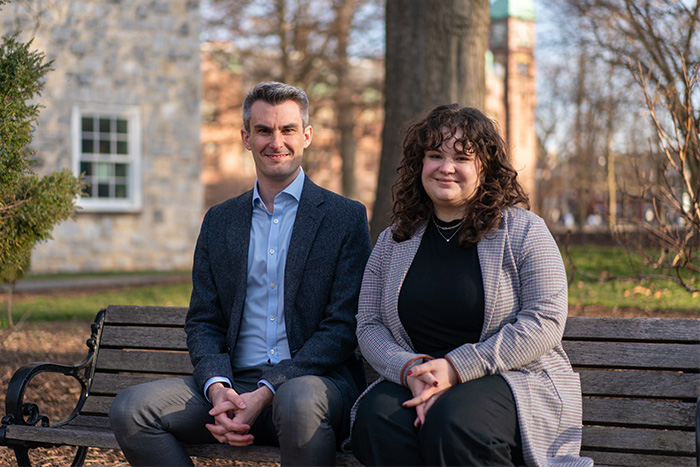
top-left (80, 306), bottom-right (699, 466)
top-left (563, 316), bottom-right (699, 467)
top-left (74, 306), bottom-right (191, 432)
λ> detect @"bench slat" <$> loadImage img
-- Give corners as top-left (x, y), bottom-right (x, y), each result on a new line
top-left (564, 317), bottom-right (700, 343)
top-left (578, 369), bottom-right (699, 399)
top-left (95, 348), bottom-right (193, 373)
top-left (582, 425), bottom-right (695, 455)
top-left (90, 373), bottom-right (173, 395)
top-left (580, 450), bottom-right (696, 467)
top-left (3, 424), bottom-right (362, 465)
top-left (582, 398), bottom-right (695, 428)
top-left (4, 424), bottom-right (120, 450)
top-left (564, 341), bottom-right (700, 370)
top-left (100, 326), bottom-right (188, 350)
top-left (81, 395), bottom-right (116, 416)
top-left (103, 305), bottom-right (187, 326)
top-left (68, 415), bottom-right (112, 429)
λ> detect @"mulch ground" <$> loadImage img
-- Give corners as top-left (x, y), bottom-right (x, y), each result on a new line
top-left (0, 306), bottom-right (691, 466)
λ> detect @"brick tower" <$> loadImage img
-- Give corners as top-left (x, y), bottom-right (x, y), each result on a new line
top-left (489, 0), bottom-right (537, 207)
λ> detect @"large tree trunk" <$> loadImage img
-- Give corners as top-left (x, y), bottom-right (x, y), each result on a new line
top-left (371, 0), bottom-right (489, 241)
top-left (334, 0), bottom-right (357, 199)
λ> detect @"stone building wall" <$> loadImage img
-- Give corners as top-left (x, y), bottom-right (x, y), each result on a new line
top-left (1, 0), bottom-right (203, 273)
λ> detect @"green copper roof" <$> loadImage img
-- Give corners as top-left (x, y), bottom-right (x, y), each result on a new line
top-left (491, 0), bottom-right (536, 21)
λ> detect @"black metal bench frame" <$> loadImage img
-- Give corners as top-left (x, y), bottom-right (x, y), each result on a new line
top-left (1, 305), bottom-right (699, 466)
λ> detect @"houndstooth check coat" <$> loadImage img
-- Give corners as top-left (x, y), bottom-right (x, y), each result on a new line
top-left (352, 207), bottom-right (594, 467)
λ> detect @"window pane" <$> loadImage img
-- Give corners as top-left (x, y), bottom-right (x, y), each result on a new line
top-left (77, 110), bottom-right (137, 206)
top-left (82, 117), bottom-right (94, 132)
top-left (82, 139), bottom-right (94, 153)
top-left (115, 184), bottom-right (127, 198)
top-left (80, 162), bottom-right (92, 176)
top-left (97, 163), bottom-right (111, 178)
top-left (99, 139), bottom-right (111, 154)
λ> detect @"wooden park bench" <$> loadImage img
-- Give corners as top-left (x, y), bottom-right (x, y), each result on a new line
top-left (1, 305), bottom-right (698, 466)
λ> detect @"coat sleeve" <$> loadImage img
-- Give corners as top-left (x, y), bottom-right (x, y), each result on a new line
top-left (445, 213), bottom-right (569, 383)
top-left (356, 228), bottom-right (430, 386)
top-left (185, 206), bottom-right (235, 390)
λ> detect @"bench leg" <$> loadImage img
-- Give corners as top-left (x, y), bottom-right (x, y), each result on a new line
top-left (70, 446), bottom-right (89, 467)
top-left (12, 446), bottom-right (32, 467)
top-left (695, 396), bottom-right (699, 467)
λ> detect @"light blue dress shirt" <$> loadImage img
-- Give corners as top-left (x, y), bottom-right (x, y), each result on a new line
top-left (204, 169), bottom-right (304, 399)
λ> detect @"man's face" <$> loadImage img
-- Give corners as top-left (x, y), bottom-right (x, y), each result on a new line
top-left (241, 100), bottom-right (312, 188)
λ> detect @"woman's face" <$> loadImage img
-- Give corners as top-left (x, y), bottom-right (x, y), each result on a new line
top-left (421, 130), bottom-right (482, 220)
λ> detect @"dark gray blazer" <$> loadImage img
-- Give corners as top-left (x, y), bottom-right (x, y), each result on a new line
top-left (185, 177), bottom-right (372, 407)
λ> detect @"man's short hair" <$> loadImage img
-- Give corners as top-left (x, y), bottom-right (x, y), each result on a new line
top-left (242, 81), bottom-right (310, 132)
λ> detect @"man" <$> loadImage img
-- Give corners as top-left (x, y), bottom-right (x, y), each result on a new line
top-left (110, 82), bottom-right (372, 466)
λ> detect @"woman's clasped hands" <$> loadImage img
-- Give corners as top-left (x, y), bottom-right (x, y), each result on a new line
top-left (402, 358), bottom-right (460, 427)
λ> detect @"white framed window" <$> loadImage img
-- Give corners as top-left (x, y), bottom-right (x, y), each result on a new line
top-left (71, 104), bottom-right (142, 212)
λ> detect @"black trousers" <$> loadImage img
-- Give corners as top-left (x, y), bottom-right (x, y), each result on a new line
top-left (351, 375), bottom-right (525, 466)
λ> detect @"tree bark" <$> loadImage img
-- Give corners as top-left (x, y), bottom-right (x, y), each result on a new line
top-left (334, 0), bottom-right (357, 199)
top-left (371, 0), bottom-right (489, 241)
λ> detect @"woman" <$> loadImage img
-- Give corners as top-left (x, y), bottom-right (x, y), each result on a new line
top-left (351, 105), bottom-right (592, 467)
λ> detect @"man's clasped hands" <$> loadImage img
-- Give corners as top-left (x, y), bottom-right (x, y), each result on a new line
top-left (205, 382), bottom-right (274, 446)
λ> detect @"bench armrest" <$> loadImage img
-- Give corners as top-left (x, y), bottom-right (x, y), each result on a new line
top-left (2, 314), bottom-right (104, 430)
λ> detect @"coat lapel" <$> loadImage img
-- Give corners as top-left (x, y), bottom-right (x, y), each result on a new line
top-left (284, 178), bottom-right (324, 308)
top-left (225, 191), bottom-right (253, 315)
top-left (477, 223), bottom-right (506, 340)
top-left (385, 223), bottom-right (425, 348)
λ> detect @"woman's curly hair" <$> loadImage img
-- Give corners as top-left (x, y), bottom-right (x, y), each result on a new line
top-left (391, 104), bottom-right (529, 246)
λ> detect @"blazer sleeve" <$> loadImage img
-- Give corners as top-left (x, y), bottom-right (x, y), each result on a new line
top-left (445, 213), bottom-right (569, 383)
top-left (185, 207), bottom-right (234, 389)
top-left (356, 228), bottom-right (430, 386)
top-left (259, 200), bottom-right (372, 390)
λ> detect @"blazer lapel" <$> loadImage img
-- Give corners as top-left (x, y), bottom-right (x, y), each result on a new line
top-left (385, 223), bottom-right (425, 348)
top-left (477, 223), bottom-right (506, 339)
top-left (225, 191), bottom-right (253, 314)
top-left (284, 178), bottom-right (324, 307)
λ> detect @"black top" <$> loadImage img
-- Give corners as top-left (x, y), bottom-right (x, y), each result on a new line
top-left (398, 218), bottom-right (485, 358)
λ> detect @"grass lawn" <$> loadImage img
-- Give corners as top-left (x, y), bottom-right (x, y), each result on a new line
top-left (0, 245), bottom-right (697, 327)
top-left (0, 279), bottom-right (192, 326)
top-left (564, 245), bottom-right (699, 315)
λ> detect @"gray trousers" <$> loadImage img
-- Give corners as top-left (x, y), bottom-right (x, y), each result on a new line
top-left (109, 368), bottom-right (345, 466)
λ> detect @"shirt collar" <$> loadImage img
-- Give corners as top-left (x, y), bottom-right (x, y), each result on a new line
top-left (252, 168), bottom-right (305, 207)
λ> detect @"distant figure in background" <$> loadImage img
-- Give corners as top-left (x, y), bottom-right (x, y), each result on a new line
top-left (351, 104), bottom-right (592, 467)
top-left (110, 81), bottom-right (371, 466)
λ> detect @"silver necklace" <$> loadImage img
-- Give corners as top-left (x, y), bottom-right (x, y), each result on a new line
top-left (432, 217), bottom-right (463, 242)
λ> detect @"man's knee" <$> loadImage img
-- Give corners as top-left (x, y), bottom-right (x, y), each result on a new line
top-left (110, 385), bottom-right (141, 428)
top-left (109, 377), bottom-right (191, 432)
top-left (273, 376), bottom-right (342, 430)
top-left (274, 376), bottom-right (330, 416)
